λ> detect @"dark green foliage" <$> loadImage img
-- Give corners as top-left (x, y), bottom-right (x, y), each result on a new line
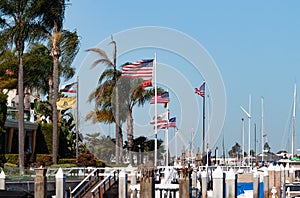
top-left (0, 93), bottom-right (7, 133)
top-left (96, 160), bottom-right (105, 167)
top-left (36, 123), bottom-right (53, 154)
top-left (5, 154), bottom-right (19, 165)
top-left (36, 154), bottom-right (53, 167)
top-left (58, 158), bottom-right (76, 164)
top-left (0, 155), bottom-right (6, 167)
top-left (76, 150), bottom-right (96, 167)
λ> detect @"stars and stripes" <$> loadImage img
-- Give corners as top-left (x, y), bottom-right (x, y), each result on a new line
top-left (121, 59), bottom-right (154, 79)
top-left (149, 112), bottom-right (168, 124)
top-left (157, 117), bottom-right (176, 129)
top-left (60, 82), bottom-right (77, 93)
top-left (195, 82), bottom-right (205, 97)
top-left (150, 92), bottom-right (169, 104)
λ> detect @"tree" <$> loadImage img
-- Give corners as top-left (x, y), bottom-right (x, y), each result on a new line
top-left (49, 24), bottom-right (79, 164)
top-left (86, 37), bottom-right (122, 163)
top-left (117, 77), bottom-right (158, 164)
top-left (0, 0), bottom-right (53, 174)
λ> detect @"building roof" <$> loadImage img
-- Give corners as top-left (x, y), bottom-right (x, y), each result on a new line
top-left (4, 118), bottom-right (38, 131)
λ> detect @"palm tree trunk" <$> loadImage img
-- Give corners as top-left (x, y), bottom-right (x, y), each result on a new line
top-left (114, 66), bottom-right (120, 164)
top-left (17, 46), bottom-right (24, 175)
top-left (51, 38), bottom-right (59, 164)
top-left (127, 108), bottom-right (133, 164)
top-left (52, 56), bottom-right (59, 164)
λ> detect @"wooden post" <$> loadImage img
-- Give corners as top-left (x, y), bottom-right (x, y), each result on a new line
top-left (34, 168), bottom-right (47, 198)
top-left (225, 169), bottom-right (236, 198)
top-left (140, 170), bottom-right (154, 198)
top-left (268, 164), bottom-right (275, 195)
top-left (253, 171), bottom-right (260, 198)
top-left (263, 169), bottom-right (269, 198)
top-left (274, 165), bottom-right (281, 196)
top-left (55, 168), bottom-right (66, 198)
top-left (212, 166), bottom-right (224, 198)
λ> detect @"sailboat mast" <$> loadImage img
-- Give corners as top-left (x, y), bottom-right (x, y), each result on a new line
top-left (292, 84), bottom-right (296, 157)
top-left (261, 97), bottom-right (264, 163)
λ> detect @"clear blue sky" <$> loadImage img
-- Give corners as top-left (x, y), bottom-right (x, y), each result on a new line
top-left (63, 1), bottom-right (300, 155)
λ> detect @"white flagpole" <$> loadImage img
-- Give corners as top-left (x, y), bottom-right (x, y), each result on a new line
top-left (175, 128), bottom-right (178, 161)
top-left (165, 101), bottom-right (169, 166)
top-left (154, 53), bottom-right (158, 167)
top-left (75, 76), bottom-right (79, 163)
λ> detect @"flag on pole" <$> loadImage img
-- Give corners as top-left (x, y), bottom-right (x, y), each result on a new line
top-left (121, 59), bottom-right (154, 79)
top-left (60, 82), bottom-right (77, 93)
top-left (195, 82), bottom-right (205, 97)
top-left (150, 92), bottom-right (169, 104)
top-left (156, 117), bottom-right (176, 129)
top-left (150, 112), bottom-right (168, 124)
top-left (142, 79), bottom-right (152, 88)
top-left (168, 117), bottom-right (176, 128)
top-left (56, 97), bottom-right (76, 110)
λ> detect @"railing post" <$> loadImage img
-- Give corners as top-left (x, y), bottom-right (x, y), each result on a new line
top-left (212, 166), bottom-right (225, 198)
top-left (55, 168), bottom-right (66, 198)
top-left (119, 169), bottom-right (128, 198)
top-left (0, 170), bottom-right (6, 190)
top-left (225, 168), bottom-right (236, 198)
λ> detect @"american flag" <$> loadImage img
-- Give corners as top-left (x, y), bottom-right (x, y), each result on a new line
top-left (121, 59), bottom-right (153, 79)
top-left (195, 82), bottom-right (205, 97)
top-left (157, 117), bottom-right (176, 129)
top-left (60, 82), bottom-right (77, 93)
top-left (150, 92), bottom-right (169, 104)
top-left (150, 112), bottom-right (168, 124)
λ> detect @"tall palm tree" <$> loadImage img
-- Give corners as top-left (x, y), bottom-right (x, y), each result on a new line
top-left (117, 77), bottom-right (157, 164)
top-left (0, 0), bottom-right (51, 174)
top-left (49, 24), bottom-right (79, 164)
top-left (86, 37), bottom-right (122, 163)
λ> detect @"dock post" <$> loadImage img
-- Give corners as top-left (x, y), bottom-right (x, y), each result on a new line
top-left (225, 168), bottom-right (236, 198)
top-left (201, 171), bottom-right (208, 198)
top-left (34, 167), bottom-right (47, 198)
top-left (263, 169), bottom-right (269, 198)
top-left (0, 170), bottom-right (5, 190)
top-left (179, 168), bottom-right (191, 198)
top-left (274, 165), bottom-right (281, 196)
top-left (55, 168), bottom-right (66, 198)
top-left (119, 169), bottom-right (128, 198)
top-left (253, 171), bottom-right (260, 198)
top-left (289, 166), bottom-right (295, 183)
top-left (268, 164), bottom-right (275, 195)
top-left (140, 169), bottom-right (154, 198)
top-left (212, 166), bottom-right (224, 198)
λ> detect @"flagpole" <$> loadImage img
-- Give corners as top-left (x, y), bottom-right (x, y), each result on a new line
top-left (175, 128), bottom-right (178, 162)
top-left (154, 53), bottom-right (158, 167)
top-left (203, 84), bottom-right (206, 164)
top-left (261, 97), bottom-right (264, 163)
top-left (165, 101), bottom-right (169, 166)
top-left (75, 76), bottom-right (79, 163)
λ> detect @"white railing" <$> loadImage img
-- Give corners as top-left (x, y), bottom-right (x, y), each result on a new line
top-left (91, 170), bottom-right (118, 198)
top-left (70, 168), bottom-right (100, 198)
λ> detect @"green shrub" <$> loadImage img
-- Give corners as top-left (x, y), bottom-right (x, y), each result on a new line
top-left (36, 154), bottom-right (53, 167)
top-left (58, 158), bottom-right (76, 164)
top-left (5, 154), bottom-right (19, 165)
top-left (96, 160), bottom-right (105, 167)
top-left (51, 163), bottom-right (75, 168)
top-left (76, 150), bottom-right (96, 167)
